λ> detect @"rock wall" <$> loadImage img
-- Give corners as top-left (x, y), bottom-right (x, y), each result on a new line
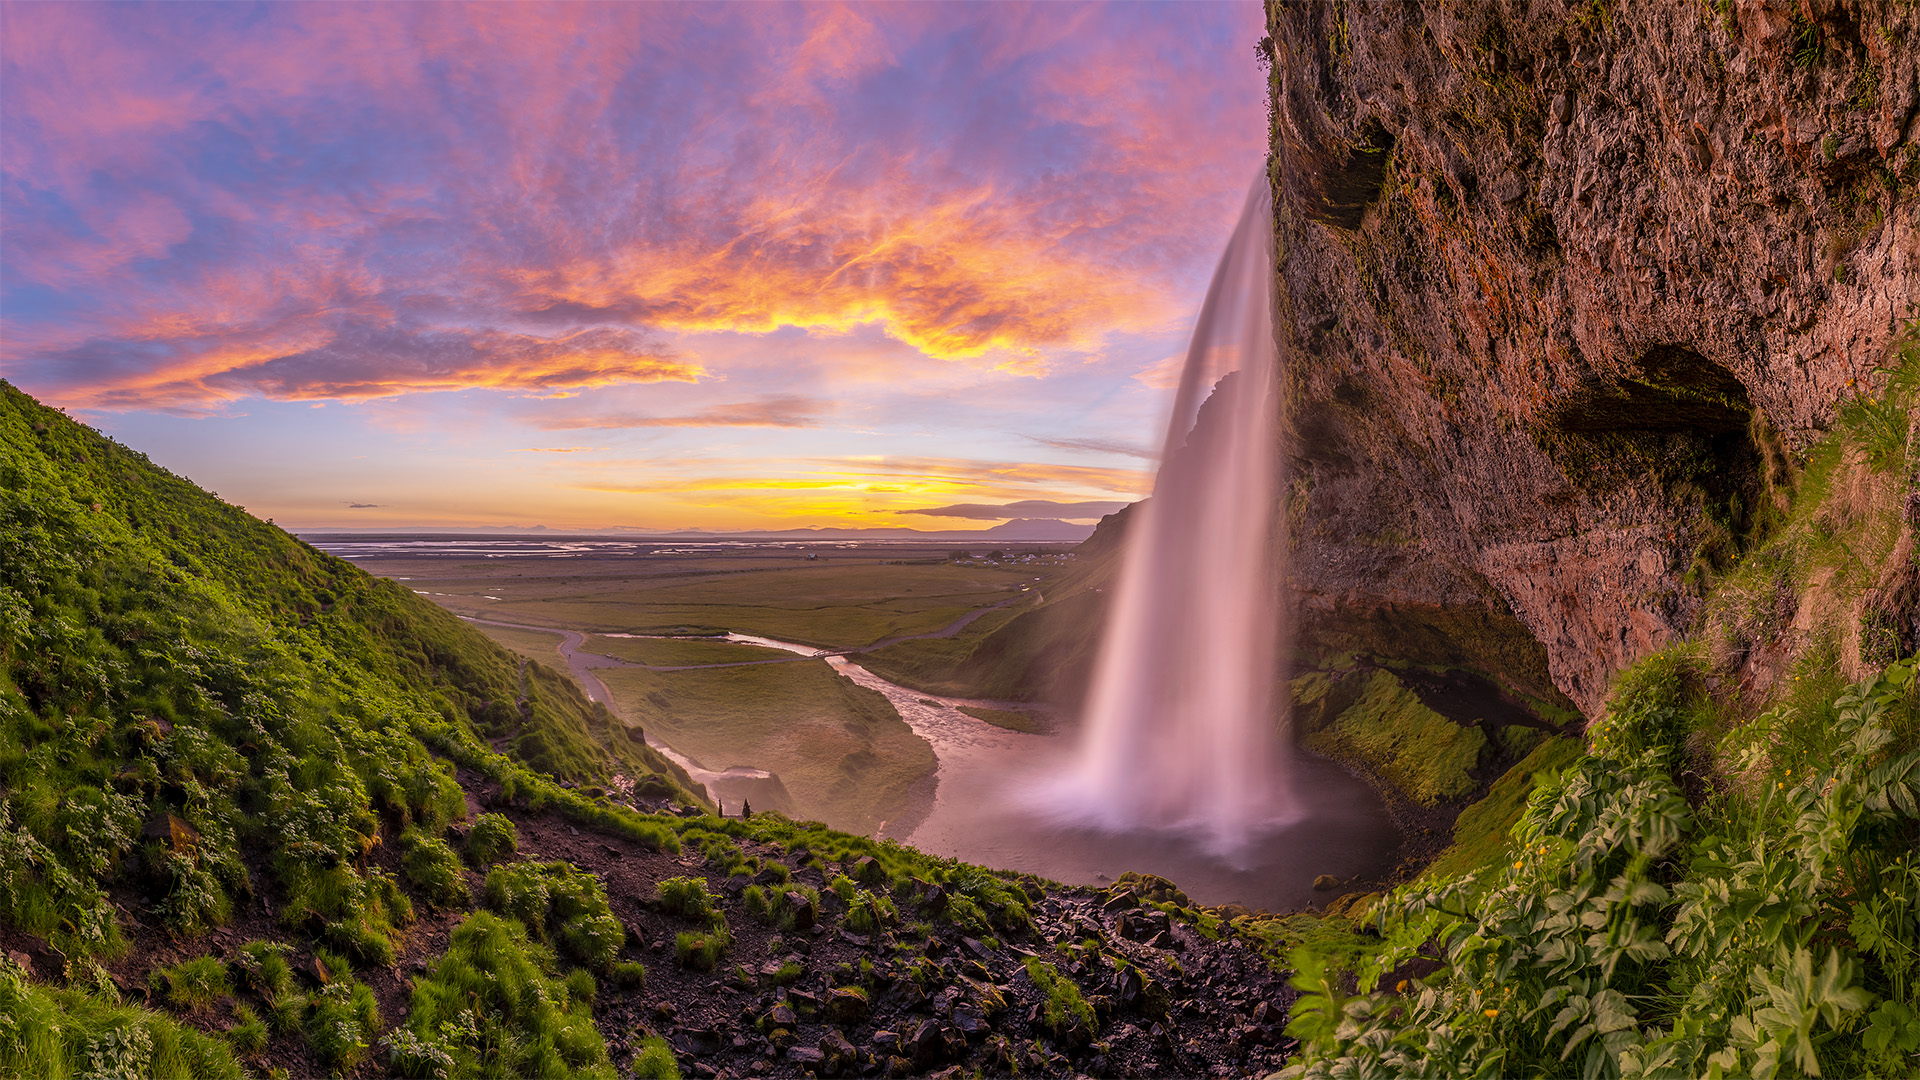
top-left (1265, 0), bottom-right (1919, 715)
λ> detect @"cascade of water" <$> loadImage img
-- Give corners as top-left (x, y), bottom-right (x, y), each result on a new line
top-left (1038, 173), bottom-right (1293, 855)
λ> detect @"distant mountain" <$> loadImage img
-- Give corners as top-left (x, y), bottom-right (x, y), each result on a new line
top-left (972, 517), bottom-right (1097, 541)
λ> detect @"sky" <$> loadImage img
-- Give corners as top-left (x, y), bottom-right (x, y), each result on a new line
top-left (1, 1), bottom-right (1269, 532)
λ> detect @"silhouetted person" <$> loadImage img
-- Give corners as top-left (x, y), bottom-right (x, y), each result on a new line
top-left (741, 800), bottom-right (752, 819)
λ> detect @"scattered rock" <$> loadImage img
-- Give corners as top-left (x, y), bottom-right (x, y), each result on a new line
top-left (784, 891), bottom-right (816, 930)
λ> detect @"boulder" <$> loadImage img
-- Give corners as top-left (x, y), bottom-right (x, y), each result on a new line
top-left (825, 987), bottom-right (869, 1026)
top-left (784, 891), bottom-right (816, 930)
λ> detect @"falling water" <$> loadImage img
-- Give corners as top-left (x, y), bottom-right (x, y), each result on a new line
top-left (1039, 174), bottom-right (1292, 854)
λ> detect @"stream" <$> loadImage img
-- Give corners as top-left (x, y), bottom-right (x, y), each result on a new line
top-left (466, 612), bottom-right (1397, 912)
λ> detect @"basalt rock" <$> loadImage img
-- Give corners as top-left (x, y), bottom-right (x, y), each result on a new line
top-left (1267, 1), bottom-right (1920, 716)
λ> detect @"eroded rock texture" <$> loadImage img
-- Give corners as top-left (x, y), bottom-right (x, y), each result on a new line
top-left (1266, 0), bottom-right (1919, 716)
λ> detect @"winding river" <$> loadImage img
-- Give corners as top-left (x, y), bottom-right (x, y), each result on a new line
top-left (464, 609), bottom-right (1396, 912)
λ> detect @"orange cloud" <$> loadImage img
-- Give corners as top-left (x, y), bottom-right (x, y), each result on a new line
top-left (4, 2), bottom-right (1266, 410)
top-left (533, 396), bottom-right (825, 430)
top-left (61, 324), bottom-right (699, 410)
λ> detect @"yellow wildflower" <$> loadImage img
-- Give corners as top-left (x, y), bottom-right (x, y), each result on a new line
top-left (1484, 1008), bottom-right (1500, 1018)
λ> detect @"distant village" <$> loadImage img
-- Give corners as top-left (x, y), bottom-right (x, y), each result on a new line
top-left (947, 549), bottom-right (1077, 567)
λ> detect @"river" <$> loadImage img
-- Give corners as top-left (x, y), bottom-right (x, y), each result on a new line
top-left (466, 613), bottom-right (1397, 912)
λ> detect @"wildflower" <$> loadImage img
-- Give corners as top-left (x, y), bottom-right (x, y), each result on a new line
top-left (1484, 1008), bottom-right (1499, 1018)
top-left (1513, 862), bottom-right (1523, 870)
top-left (1396, 980), bottom-right (1409, 992)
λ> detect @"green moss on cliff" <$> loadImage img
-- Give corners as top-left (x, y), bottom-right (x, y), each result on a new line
top-left (1302, 669), bottom-right (1488, 805)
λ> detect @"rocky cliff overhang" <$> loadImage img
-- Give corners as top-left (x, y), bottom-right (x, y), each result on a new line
top-left (1266, 0), bottom-right (1918, 715)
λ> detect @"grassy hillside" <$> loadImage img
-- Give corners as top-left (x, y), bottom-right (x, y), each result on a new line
top-left (0, 383), bottom-right (708, 1071)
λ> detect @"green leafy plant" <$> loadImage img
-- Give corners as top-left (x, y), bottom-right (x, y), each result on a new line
top-left (465, 813), bottom-right (518, 867)
top-left (399, 827), bottom-right (471, 911)
top-left (1280, 658), bottom-right (1920, 1080)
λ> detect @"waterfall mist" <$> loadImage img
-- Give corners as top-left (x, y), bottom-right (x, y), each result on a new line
top-left (1037, 174), bottom-right (1294, 855)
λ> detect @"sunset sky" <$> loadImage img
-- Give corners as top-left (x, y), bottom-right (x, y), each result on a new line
top-left (2, 1), bottom-right (1268, 531)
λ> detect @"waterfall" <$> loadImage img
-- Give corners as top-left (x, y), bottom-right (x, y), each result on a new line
top-left (1039, 173), bottom-right (1293, 855)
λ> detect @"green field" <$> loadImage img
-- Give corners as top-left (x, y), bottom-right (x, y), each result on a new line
top-left (581, 635), bottom-right (798, 666)
top-left (473, 622), bottom-right (575, 676)
top-left (596, 660), bottom-right (935, 835)
top-left (373, 559), bottom-right (1043, 649)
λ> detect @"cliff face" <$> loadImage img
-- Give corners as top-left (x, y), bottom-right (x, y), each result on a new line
top-left (1266, 0), bottom-right (1919, 715)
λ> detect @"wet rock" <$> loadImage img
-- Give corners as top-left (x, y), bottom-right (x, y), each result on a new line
top-left (885, 1056), bottom-right (914, 1078)
top-left (959, 936), bottom-right (991, 960)
top-left (870, 1031), bottom-right (900, 1054)
top-left (787, 1045), bottom-right (825, 1067)
top-left (769, 1004), bottom-right (798, 1028)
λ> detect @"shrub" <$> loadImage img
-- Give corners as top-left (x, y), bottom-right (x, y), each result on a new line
top-left (742, 884), bottom-right (772, 921)
top-left (388, 911), bottom-right (615, 1080)
top-left (482, 861), bottom-right (626, 968)
top-left (1279, 659), bottom-right (1920, 1080)
top-left (304, 977), bottom-right (378, 1076)
top-left (399, 827), bottom-right (470, 911)
top-left (845, 889), bottom-right (897, 934)
top-left (656, 876), bottom-right (718, 922)
top-left (611, 960), bottom-right (647, 988)
top-left (149, 955), bottom-right (230, 1013)
top-left (465, 813), bottom-right (518, 867)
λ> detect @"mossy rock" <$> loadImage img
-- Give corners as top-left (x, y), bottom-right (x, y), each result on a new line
top-left (1303, 669), bottom-right (1488, 805)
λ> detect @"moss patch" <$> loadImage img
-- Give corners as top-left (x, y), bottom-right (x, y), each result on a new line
top-left (1303, 669), bottom-right (1488, 804)
top-left (1422, 734), bottom-right (1581, 881)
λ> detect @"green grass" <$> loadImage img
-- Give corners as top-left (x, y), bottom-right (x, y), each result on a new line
top-left (1302, 669), bottom-right (1489, 804)
top-left (304, 972), bottom-right (379, 1076)
top-left (470, 622), bottom-right (573, 673)
top-left (956, 705), bottom-right (1048, 733)
top-left (1282, 656), bottom-right (1920, 1080)
top-left (1023, 956), bottom-right (1096, 1036)
top-left (582, 635), bottom-right (797, 666)
top-left (402, 561), bottom-right (1039, 650)
top-left (0, 381), bottom-right (699, 976)
top-left (597, 659), bottom-right (934, 834)
top-left (656, 875), bottom-right (720, 922)
top-left (483, 861), bottom-right (627, 969)
top-left (0, 960), bottom-right (244, 1079)
top-left (674, 927), bottom-right (732, 971)
top-left (630, 1033), bottom-right (682, 1079)
top-left (224, 1002), bottom-right (268, 1055)
top-left (1422, 735), bottom-right (1582, 881)
top-left (391, 910), bottom-right (616, 1080)
top-left (149, 955), bottom-right (230, 1013)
